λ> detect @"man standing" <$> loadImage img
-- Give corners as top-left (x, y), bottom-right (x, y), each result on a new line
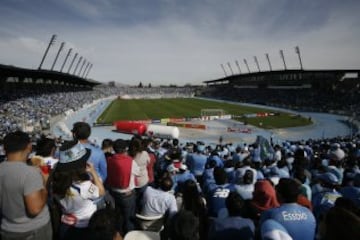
top-left (72, 122), bottom-right (107, 182)
top-left (260, 178), bottom-right (316, 240)
top-left (0, 131), bottom-right (51, 239)
top-left (107, 139), bottom-right (140, 233)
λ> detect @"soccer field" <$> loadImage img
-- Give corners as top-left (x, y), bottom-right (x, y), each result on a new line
top-left (96, 98), bottom-right (312, 129)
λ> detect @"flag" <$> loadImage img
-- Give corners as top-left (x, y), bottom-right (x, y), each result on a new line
top-left (256, 135), bottom-right (274, 160)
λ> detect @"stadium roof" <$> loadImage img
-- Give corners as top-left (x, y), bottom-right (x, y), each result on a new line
top-left (0, 64), bottom-right (101, 87)
top-left (204, 69), bottom-right (360, 86)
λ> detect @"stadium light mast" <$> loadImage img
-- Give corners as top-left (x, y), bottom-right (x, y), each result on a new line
top-left (243, 59), bottom-right (251, 73)
top-left (265, 53), bottom-right (272, 71)
top-left (220, 64), bottom-right (227, 77)
top-left (73, 56), bottom-right (83, 75)
top-left (235, 60), bottom-right (242, 74)
top-left (38, 34), bottom-right (57, 70)
top-left (78, 59), bottom-right (86, 76)
top-left (51, 42), bottom-right (65, 71)
top-left (254, 56), bottom-right (261, 72)
top-left (280, 49), bottom-right (287, 70)
top-left (82, 62), bottom-right (90, 78)
top-left (85, 64), bottom-right (93, 78)
top-left (68, 53), bottom-right (78, 73)
top-left (60, 48), bottom-right (72, 72)
top-left (295, 46), bottom-right (303, 70)
top-left (227, 62), bottom-right (234, 75)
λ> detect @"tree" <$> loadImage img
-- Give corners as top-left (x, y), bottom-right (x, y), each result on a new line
top-left (138, 82), bottom-right (143, 88)
top-left (148, 83), bottom-right (152, 88)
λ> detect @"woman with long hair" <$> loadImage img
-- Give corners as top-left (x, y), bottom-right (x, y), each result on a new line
top-left (179, 179), bottom-right (207, 240)
top-left (128, 136), bottom-right (150, 210)
top-left (51, 141), bottom-right (105, 239)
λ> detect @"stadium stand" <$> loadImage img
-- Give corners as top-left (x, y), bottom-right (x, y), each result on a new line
top-left (201, 69), bottom-right (360, 118)
top-left (1, 69), bottom-right (360, 240)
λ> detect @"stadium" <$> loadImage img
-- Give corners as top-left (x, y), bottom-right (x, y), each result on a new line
top-left (1, 1), bottom-right (360, 240)
top-left (1, 48), bottom-right (360, 239)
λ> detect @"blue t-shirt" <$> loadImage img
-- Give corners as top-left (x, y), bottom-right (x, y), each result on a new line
top-left (209, 216), bottom-right (255, 240)
top-left (172, 171), bottom-right (196, 192)
top-left (207, 155), bottom-right (224, 168)
top-left (339, 186), bottom-right (360, 207)
top-left (260, 203), bottom-right (316, 240)
top-left (207, 183), bottom-right (236, 217)
top-left (312, 189), bottom-right (342, 220)
top-left (187, 153), bottom-right (207, 176)
top-left (83, 142), bottom-right (107, 182)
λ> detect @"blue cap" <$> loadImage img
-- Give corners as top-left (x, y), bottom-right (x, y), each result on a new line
top-left (317, 172), bottom-right (339, 185)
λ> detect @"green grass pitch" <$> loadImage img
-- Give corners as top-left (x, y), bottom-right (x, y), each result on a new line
top-left (96, 98), bottom-right (312, 129)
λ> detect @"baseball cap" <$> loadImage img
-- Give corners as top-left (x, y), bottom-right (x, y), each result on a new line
top-left (316, 172), bottom-right (340, 185)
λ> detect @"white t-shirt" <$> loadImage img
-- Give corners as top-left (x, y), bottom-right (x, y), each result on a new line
top-left (60, 181), bottom-right (99, 228)
top-left (141, 186), bottom-right (177, 217)
top-left (134, 151), bottom-right (150, 188)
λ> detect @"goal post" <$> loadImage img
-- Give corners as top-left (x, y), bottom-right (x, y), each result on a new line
top-left (201, 109), bottom-right (225, 117)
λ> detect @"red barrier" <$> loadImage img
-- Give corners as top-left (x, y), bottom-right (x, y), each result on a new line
top-left (114, 121), bottom-right (147, 135)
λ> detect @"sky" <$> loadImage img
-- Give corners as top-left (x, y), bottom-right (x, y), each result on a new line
top-left (0, 0), bottom-right (359, 86)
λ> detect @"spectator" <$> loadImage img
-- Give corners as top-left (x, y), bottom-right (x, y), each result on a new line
top-left (163, 210), bottom-right (199, 240)
top-left (72, 122), bottom-right (107, 182)
top-left (0, 131), bottom-right (51, 240)
top-left (88, 208), bottom-right (123, 240)
top-left (140, 177), bottom-right (177, 217)
top-left (107, 139), bottom-right (139, 233)
top-left (319, 206), bottom-right (360, 240)
top-left (128, 137), bottom-right (150, 208)
top-left (35, 135), bottom-right (58, 169)
top-left (312, 172), bottom-right (342, 221)
top-left (206, 167), bottom-right (236, 218)
top-left (52, 141), bottom-right (105, 239)
top-left (245, 180), bottom-right (280, 224)
top-left (142, 138), bottom-right (157, 184)
top-left (260, 178), bottom-right (316, 240)
top-left (178, 179), bottom-right (207, 240)
top-left (186, 144), bottom-right (207, 182)
top-left (101, 139), bottom-right (114, 159)
top-left (208, 192), bottom-right (255, 240)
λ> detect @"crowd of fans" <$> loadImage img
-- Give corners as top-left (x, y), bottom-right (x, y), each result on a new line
top-left (1, 121), bottom-right (360, 240)
top-left (201, 86), bottom-right (360, 118)
top-left (0, 85), bottom-right (194, 140)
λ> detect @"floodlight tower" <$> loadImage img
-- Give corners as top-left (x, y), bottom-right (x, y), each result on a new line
top-left (68, 53), bottom-right (78, 73)
top-left (254, 56), bottom-right (261, 72)
top-left (265, 53), bottom-right (272, 71)
top-left (220, 64), bottom-right (227, 77)
top-left (73, 56), bottom-right (83, 75)
top-left (243, 59), bottom-right (251, 73)
top-left (85, 64), bottom-right (93, 78)
top-left (51, 42), bottom-right (65, 71)
top-left (227, 62), bottom-right (234, 75)
top-left (279, 49), bottom-right (287, 70)
top-left (38, 34), bottom-right (57, 70)
top-left (78, 59), bottom-right (86, 76)
top-left (82, 62), bottom-right (90, 78)
top-left (235, 60), bottom-right (242, 74)
top-left (60, 48), bottom-right (72, 72)
top-left (295, 46), bottom-right (303, 70)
